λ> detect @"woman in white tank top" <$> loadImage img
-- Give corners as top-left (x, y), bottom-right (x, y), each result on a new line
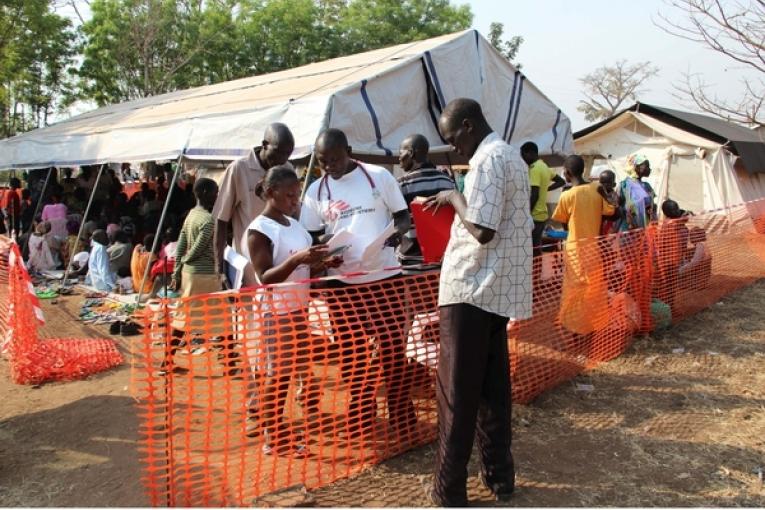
top-left (245, 165), bottom-right (341, 457)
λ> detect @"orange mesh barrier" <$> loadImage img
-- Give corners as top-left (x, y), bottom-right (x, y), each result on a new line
top-left (1, 238), bottom-right (124, 385)
top-left (0, 238), bottom-right (11, 347)
top-left (129, 199), bottom-right (765, 506)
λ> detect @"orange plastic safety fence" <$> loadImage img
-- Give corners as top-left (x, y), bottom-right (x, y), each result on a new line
top-left (131, 199), bottom-right (765, 506)
top-left (0, 237), bottom-right (11, 347)
top-left (1, 237), bottom-right (124, 385)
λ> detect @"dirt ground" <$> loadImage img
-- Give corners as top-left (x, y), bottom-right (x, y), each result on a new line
top-left (1, 280), bottom-right (764, 507)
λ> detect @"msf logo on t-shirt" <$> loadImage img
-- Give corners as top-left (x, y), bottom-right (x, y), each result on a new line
top-left (326, 200), bottom-right (351, 221)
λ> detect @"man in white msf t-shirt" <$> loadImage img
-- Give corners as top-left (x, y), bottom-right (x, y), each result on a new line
top-left (300, 128), bottom-right (417, 439)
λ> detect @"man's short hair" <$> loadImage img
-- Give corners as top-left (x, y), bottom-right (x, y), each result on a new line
top-left (599, 169), bottom-right (616, 180)
top-left (441, 98), bottom-right (486, 127)
top-left (404, 134), bottom-right (430, 154)
top-left (193, 177), bottom-right (217, 198)
top-left (316, 128), bottom-right (349, 150)
top-left (564, 155), bottom-right (585, 178)
top-left (520, 141), bottom-right (538, 156)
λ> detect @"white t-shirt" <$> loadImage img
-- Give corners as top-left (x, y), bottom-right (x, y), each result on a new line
top-left (248, 215), bottom-right (312, 312)
top-left (300, 163), bottom-right (408, 284)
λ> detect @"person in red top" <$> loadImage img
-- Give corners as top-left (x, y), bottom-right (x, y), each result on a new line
top-left (2, 177), bottom-right (22, 236)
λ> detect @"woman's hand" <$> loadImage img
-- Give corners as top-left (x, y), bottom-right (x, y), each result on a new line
top-left (294, 244), bottom-right (330, 266)
top-left (309, 255), bottom-right (343, 274)
top-left (322, 255), bottom-right (344, 269)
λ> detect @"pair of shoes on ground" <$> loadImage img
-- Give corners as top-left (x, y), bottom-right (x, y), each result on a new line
top-left (156, 364), bottom-right (188, 376)
top-left (245, 418), bottom-right (259, 438)
top-left (262, 422), bottom-right (309, 458)
top-left (294, 387), bottom-right (321, 418)
top-left (261, 442), bottom-right (307, 459)
top-left (109, 320), bottom-right (141, 336)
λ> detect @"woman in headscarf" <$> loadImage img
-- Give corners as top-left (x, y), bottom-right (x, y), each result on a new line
top-left (615, 153), bottom-right (657, 333)
top-left (616, 154), bottom-right (657, 231)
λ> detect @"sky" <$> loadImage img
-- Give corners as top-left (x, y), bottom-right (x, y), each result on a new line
top-left (468, 0), bottom-right (753, 130)
top-left (54, 0), bottom-right (753, 132)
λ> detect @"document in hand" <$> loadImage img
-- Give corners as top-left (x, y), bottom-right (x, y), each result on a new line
top-left (410, 196), bottom-right (454, 263)
top-left (360, 220), bottom-right (396, 269)
top-left (224, 246), bottom-right (249, 290)
top-left (326, 229), bottom-right (354, 256)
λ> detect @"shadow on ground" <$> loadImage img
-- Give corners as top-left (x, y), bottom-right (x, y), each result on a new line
top-left (0, 395), bottom-right (148, 507)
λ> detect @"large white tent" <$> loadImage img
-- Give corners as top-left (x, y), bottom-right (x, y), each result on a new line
top-left (575, 103), bottom-right (765, 215)
top-left (0, 30), bottom-right (572, 170)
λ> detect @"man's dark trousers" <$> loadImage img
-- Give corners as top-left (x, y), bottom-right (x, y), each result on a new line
top-left (532, 220), bottom-right (547, 256)
top-left (433, 302), bottom-right (514, 506)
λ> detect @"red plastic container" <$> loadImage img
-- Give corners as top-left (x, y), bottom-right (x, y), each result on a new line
top-left (410, 197), bottom-right (455, 263)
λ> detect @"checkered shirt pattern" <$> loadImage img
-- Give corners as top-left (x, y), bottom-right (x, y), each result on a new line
top-left (438, 132), bottom-right (533, 319)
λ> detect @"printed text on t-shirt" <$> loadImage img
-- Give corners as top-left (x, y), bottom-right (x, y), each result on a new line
top-left (325, 200), bottom-right (375, 222)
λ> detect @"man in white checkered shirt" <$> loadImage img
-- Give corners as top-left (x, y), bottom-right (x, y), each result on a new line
top-left (423, 98), bottom-right (532, 506)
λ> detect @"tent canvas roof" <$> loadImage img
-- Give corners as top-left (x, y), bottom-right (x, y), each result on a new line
top-left (574, 102), bottom-right (765, 173)
top-left (0, 30), bottom-right (572, 170)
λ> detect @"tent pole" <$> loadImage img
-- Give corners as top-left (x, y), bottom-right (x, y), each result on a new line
top-left (62, 163), bottom-right (107, 287)
top-left (20, 166), bottom-right (54, 255)
top-left (136, 154), bottom-right (184, 304)
top-left (300, 150), bottom-right (317, 200)
top-left (25, 166), bottom-right (54, 236)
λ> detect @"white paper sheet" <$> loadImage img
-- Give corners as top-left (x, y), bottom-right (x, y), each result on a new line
top-left (326, 229), bottom-right (354, 255)
top-left (360, 220), bottom-right (395, 269)
top-left (224, 246), bottom-right (249, 290)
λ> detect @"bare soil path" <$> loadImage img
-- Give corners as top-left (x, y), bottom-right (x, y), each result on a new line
top-left (1, 281), bottom-right (764, 507)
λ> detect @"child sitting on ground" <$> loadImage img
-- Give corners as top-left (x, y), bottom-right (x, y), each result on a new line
top-left (27, 222), bottom-right (56, 272)
top-left (42, 220), bottom-right (65, 269)
top-left (107, 228), bottom-right (133, 277)
top-left (85, 229), bottom-right (116, 292)
top-left (115, 266), bottom-right (134, 294)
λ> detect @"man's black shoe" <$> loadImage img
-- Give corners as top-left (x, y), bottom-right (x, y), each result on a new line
top-left (479, 473), bottom-right (514, 502)
top-left (423, 482), bottom-right (467, 507)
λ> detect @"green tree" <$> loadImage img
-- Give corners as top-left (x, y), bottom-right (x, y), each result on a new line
top-left (340, 0), bottom-right (473, 53)
top-left (235, 0), bottom-right (329, 75)
top-left (75, 0), bottom-right (474, 106)
top-left (488, 22), bottom-right (523, 67)
top-left (0, 0), bottom-right (75, 137)
top-left (77, 0), bottom-right (242, 106)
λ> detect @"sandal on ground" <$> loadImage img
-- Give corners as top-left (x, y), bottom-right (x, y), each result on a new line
top-left (261, 442), bottom-right (307, 458)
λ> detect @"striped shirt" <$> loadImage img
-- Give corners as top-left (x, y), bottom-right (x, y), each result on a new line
top-left (173, 206), bottom-right (216, 280)
top-left (397, 165), bottom-right (455, 258)
top-left (397, 165), bottom-right (455, 206)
